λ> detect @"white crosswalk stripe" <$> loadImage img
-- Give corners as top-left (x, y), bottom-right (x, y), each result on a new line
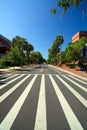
top-left (56, 75), bottom-right (87, 108)
top-left (49, 75), bottom-right (84, 130)
top-left (5, 74), bottom-right (19, 81)
top-left (34, 74), bottom-right (47, 130)
top-left (0, 74), bottom-right (19, 82)
top-left (0, 74), bottom-right (87, 130)
top-left (0, 74), bottom-right (25, 89)
top-left (63, 75), bottom-right (87, 92)
top-left (68, 74), bottom-right (87, 84)
top-left (0, 75), bottom-right (37, 130)
top-left (0, 74), bottom-right (18, 82)
top-left (0, 75), bottom-right (31, 103)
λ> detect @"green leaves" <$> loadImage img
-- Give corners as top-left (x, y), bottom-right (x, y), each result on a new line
top-left (6, 46), bottom-right (21, 66)
top-left (11, 36), bottom-right (34, 66)
top-left (48, 35), bottom-right (64, 64)
top-left (48, 35), bottom-right (87, 65)
top-left (51, 0), bottom-right (86, 15)
top-left (50, 9), bottom-right (57, 14)
top-left (64, 37), bottom-right (87, 63)
top-left (29, 51), bottom-right (44, 64)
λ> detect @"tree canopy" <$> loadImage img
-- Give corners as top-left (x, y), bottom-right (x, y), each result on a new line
top-left (0, 36), bottom-right (34, 67)
top-left (48, 35), bottom-right (64, 64)
top-left (51, 0), bottom-right (87, 15)
top-left (29, 51), bottom-right (45, 64)
top-left (11, 36), bottom-right (34, 66)
top-left (64, 36), bottom-right (87, 63)
top-left (48, 36), bottom-right (87, 65)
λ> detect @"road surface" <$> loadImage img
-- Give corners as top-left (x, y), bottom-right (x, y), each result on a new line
top-left (0, 65), bottom-right (87, 130)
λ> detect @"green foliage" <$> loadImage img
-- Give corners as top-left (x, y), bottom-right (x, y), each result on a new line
top-left (12, 36), bottom-right (27, 48)
top-left (60, 51), bottom-right (66, 63)
top-left (51, 0), bottom-right (86, 15)
top-left (0, 35), bottom-right (34, 67)
top-left (23, 43), bottom-right (34, 65)
top-left (29, 51), bottom-right (44, 64)
top-left (50, 9), bottom-right (57, 14)
top-left (6, 46), bottom-right (22, 66)
top-left (64, 37), bottom-right (87, 63)
top-left (0, 56), bottom-right (7, 68)
top-left (65, 43), bottom-right (74, 62)
top-left (65, 63), bottom-right (78, 68)
top-left (58, 0), bottom-right (70, 14)
top-left (0, 57), bottom-right (9, 68)
top-left (11, 36), bottom-right (34, 66)
top-left (48, 36), bottom-right (87, 65)
top-left (48, 35), bottom-right (64, 64)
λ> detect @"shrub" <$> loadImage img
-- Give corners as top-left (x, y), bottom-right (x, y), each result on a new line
top-left (0, 57), bottom-right (10, 68)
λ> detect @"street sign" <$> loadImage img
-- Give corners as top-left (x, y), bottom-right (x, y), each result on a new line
top-left (82, 48), bottom-right (87, 58)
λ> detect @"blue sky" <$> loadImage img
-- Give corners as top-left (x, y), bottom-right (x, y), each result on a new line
top-left (0, 0), bottom-right (87, 59)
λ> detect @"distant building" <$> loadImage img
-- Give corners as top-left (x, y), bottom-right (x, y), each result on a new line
top-left (0, 34), bottom-right (11, 57)
top-left (72, 31), bottom-right (87, 43)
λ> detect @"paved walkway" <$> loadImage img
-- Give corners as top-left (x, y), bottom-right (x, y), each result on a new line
top-left (55, 65), bottom-right (87, 79)
top-left (0, 67), bottom-right (21, 74)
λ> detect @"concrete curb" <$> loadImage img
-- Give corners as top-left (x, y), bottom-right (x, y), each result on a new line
top-left (0, 67), bottom-right (22, 73)
top-left (49, 65), bottom-right (87, 81)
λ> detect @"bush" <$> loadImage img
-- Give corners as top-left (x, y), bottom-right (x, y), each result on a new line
top-left (0, 57), bottom-right (10, 68)
top-left (65, 63), bottom-right (77, 68)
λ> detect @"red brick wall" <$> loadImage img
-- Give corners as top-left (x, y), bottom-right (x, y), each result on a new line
top-left (72, 31), bottom-right (87, 43)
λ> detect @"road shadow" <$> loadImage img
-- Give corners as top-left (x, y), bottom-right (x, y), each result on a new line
top-left (0, 73), bottom-right (6, 85)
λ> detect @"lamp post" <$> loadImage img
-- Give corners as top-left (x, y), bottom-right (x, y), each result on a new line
top-left (85, 43), bottom-right (87, 73)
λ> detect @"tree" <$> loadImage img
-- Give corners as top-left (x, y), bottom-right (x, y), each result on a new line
top-left (51, 0), bottom-right (87, 15)
top-left (12, 36), bottom-right (28, 51)
top-left (12, 36), bottom-right (28, 66)
top-left (0, 35), bottom-right (34, 67)
top-left (12, 36), bottom-right (34, 66)
top-left (6, 46), bottom-right (22, 66)
top-left (65, 43), bottom-right (74, 62)
top-left (23, 43), bottom-right (34, 65)
top-left (48, 35), bottom-right (64, 64)
top-left (30, 51), bottom-right (44, 64)
top-left (50, 35), bottom-right (64, 57)
top-left (63, 37), bottom-right (87, 63)
top-left (60, 51), bottom-right (66, 63)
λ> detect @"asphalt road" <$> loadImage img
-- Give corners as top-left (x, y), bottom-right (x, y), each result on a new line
top-left (0, 65), bottom-right (87, 130)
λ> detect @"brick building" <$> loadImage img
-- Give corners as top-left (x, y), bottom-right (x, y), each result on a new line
top-left (72, 31), bottom-right (87, 43)
top-left (0, 34), bottom-right (11, 57)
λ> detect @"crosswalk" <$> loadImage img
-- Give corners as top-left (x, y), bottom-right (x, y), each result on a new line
top-left (0, 73), bottom-right (87, 130)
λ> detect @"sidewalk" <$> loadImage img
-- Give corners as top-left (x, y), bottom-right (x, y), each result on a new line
top-left (0, 67), bottom-right (23, 74)
top-left (53, 65), bottom-right (87, 79)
